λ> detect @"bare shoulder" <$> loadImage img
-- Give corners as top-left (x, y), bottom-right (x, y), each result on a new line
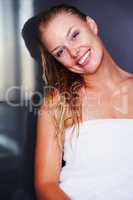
top-left (40, 88), bottom-right (61, 112)
top-left (120, 70), bottom-right (133, 89)
top-left (37, 88), bottom-right (62, 142)
top-left (124, 73), bottom-right (133, 91)
top-left (122, 72), bottom-right (133, 117)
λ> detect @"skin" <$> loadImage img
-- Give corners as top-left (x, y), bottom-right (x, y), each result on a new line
top-left (35, 12), bottom-right (133, 200)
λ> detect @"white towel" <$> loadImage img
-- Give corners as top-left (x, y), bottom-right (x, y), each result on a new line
top-left (59, 119), bottom-right (133, 200)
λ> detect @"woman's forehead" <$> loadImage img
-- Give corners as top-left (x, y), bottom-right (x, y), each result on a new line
top-left (40, 13), bottom-right (87, 51)
top-left (46, 12), bottom-right (85, 31)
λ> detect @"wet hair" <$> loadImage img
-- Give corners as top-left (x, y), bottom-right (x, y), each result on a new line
top-left (22, 4), bottom-right (88, 150)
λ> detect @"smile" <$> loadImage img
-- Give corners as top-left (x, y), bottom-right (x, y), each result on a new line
top-left (78, 49), bottom-right (91, 66)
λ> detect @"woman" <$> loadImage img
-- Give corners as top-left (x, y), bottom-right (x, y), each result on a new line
top-left (22, 4), bottom-right (133, 200)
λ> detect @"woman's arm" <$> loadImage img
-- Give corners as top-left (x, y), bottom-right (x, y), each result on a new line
top-left (35, 183), bottom-right (71, 200)
top-left (34, 97), bottom-right (71, 200)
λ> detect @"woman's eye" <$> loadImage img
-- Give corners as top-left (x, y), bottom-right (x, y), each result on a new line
top-left (56, 48), bottom-right (64, 57)
top-left (71, 31), bottom-right (80, 40)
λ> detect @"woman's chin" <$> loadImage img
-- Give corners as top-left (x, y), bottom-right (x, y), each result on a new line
top-left (80, 63), bottom-right (99, 74)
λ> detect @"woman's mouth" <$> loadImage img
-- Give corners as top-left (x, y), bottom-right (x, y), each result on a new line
top-left (78, 49), bottom-right (91, 66)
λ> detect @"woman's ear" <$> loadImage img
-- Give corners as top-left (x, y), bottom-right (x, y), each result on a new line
top-left (86, 16), bottom-right (98, 35)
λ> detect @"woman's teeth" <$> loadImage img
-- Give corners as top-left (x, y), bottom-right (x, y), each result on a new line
top-left (78, 50), bottom-right (91, 65)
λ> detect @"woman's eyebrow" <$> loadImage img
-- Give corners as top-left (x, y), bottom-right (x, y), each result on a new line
top-left (66, 25), bottom-right (75, 38)
top-left (51, 26), bottom-right (75, 53)
top-left (51, 45), bottom-right (62, 53)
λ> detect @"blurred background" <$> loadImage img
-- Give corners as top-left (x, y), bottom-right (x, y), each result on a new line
top-left (0, 0), bottom-right (133, 199)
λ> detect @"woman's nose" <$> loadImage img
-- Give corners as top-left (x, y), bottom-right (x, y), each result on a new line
top-left (68, 47), bottom-right (80, 58)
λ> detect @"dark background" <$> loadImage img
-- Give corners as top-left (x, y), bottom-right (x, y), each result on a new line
top-left (0, 0), bottom-right (133, 199)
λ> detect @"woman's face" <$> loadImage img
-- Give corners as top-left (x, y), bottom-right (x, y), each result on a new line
top-left (40, 12), bottom-right (104, 74)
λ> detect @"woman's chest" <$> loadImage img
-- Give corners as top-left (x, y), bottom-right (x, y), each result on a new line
top-left (81, 84), bottom-right (133, 120)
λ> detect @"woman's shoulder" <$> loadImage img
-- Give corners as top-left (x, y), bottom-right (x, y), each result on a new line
top-left (122, 72), bottom-right (133, 89)
top-left (40, 88), bottom-right (61, 111)
top-left (118, 69), bottom-right (133, 88)
top-left (40, 88), bottom-right (72, 123)
top-left (120, 72), bottom-right (133, 115)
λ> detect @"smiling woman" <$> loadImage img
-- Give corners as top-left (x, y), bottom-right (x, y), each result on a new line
top-left (22, 4), bottom-right (133, 200)
top-left (39, 11), bottom-right (103, 74)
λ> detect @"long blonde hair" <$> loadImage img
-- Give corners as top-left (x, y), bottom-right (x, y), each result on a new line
top-left (36, 4), bottom-right (87, 150)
